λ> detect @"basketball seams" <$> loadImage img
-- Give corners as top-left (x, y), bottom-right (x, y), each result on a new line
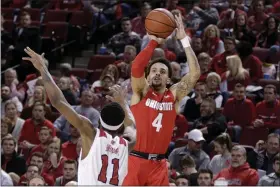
top-left (145, 18), bottom-right (175, 29)
top-left (152, 9), bottom-right (176, 28)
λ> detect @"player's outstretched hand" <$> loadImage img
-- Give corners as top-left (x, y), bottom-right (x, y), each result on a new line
top-left (22, 47), bottom-right (46, 72)
top-left (147, 34), bottom-right (166, 45)
top-left (174, 14), bottom-right (187, 40)
top-left (106, 84), bottom-right (127, 104)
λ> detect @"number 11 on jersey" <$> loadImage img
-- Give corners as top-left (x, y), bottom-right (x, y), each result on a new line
top-left (152, 113), bottom-right (163, 132)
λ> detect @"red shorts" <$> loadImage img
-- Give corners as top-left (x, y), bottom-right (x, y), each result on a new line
top-left (122, 155), bottom-right (169, 186)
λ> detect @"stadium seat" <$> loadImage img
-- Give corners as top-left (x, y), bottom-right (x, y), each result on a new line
top-left (1, 8), bottom-right (15, 20)
top-left (258, 79), bottom-right (280, 93)
top-left (43, 10), bottom-right (69, 23)
top-left (70, 68), bottom-right (91, 79)
top-left (69, 11), bottom-right (93, 27)
top-left (88, 55), bottom-right (116, 83)
top-left (42, 22), bottom-right (69, 42)
top-left (253, 47), bottom-right (280, 64)
top-left (240, 127), bottom-right (269, 147)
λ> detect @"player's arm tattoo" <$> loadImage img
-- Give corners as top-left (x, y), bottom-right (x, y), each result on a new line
top-left (175, 47), bottom-right (200, 102)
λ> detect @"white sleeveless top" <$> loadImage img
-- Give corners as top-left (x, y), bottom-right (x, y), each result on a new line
top-left (78, 128), bottom-right (128, 186)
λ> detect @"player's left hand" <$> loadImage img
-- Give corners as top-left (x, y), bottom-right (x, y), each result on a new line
top-left (106, 84), bottom-right (127, 104)
top-left (174, 14), bottom-right (187, 40)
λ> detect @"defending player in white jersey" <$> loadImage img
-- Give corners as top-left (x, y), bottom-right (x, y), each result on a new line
top-left (23, 48), bottom-right (136, 186)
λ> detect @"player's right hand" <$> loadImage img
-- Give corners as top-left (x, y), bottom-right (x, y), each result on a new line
top-left (147, 34), bottom-right (166, 45)
top-left (22, 47), bottom-right (46, 72)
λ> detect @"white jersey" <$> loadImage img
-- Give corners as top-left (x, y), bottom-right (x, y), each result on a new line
top-left (78, 128), bottom-right (128, 186)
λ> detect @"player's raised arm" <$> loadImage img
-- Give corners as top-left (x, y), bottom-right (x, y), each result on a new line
top-left (131, 35), bottom-right (165, 103)
top-left (170, 14), bottom-right (201, 105)
top-left (23, 47), bottom-right (95, 138)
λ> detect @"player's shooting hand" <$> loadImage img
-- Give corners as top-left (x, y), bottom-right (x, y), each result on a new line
top-left (147, 34), bottom-right (166, 45)
top-left (106, 84), bottom-right (127, 104)
top-left (174, 14), bottom-right (187, 40)
top-left (22, 47), bottom-right (46, 72)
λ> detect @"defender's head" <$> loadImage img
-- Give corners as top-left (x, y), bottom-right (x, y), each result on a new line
top-left (146, 58), bottom-right (173, 91)
top-left (99, 102), bottom-right (125, 134)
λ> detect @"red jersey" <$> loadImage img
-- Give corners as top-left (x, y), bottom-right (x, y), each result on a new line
top-left (131, 88), bottom-right (177, 154)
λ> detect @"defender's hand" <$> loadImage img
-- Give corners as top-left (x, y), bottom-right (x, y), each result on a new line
top-left (106, 84), bottom-right (127, 104)
top-left (22, 47), bottom-right (46, 72)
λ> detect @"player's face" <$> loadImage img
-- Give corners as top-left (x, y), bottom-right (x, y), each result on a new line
top-left (148, 63), bottom-right (170, 90)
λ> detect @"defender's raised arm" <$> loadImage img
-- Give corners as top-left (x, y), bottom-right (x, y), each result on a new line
top-left (23, 47), bottom-right (95, 138)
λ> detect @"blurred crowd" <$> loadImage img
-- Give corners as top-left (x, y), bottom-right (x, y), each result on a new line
top-left (1, 0), bottom-right (280, 186)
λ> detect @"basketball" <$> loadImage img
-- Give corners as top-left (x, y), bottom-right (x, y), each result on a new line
top-left (145, 8), bottom-right (176, 39)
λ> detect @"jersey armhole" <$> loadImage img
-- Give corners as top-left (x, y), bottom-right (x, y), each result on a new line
top-left (79, 128), bottom-right (100, 162)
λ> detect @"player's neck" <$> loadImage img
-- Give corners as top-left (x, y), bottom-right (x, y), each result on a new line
top-left (152, 87), bottom-right (166, 94)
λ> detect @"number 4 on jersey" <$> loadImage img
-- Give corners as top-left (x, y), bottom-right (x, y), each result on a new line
top-left (152, 113), bottom-right (163, 132)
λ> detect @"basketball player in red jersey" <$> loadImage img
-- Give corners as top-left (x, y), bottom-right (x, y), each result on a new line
top-left (123, 14), bottom-right (200, 186)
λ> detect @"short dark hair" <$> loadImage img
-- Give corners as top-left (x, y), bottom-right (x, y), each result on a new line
top-left (198, 169), bottom-right (213, 179)
top-left (100, 102), bottom-right (125, 128)
top-left (179, 155), bottom-right (196, 168)
top-left (234, 83), bottom-right (245, 89)
top-left (30, 152), bottom-right (44, 160)
top-left (176, 174), bottom-right (188, 180)
top-left (224, 36), bottom-right (236, 44)
top-left (146, 58), bottom-right (173, 78)
top-left (236, 41), bottom-right (253, 57)
top-left (264, 84), bottom-right (277, 95)
top-left (195, 81), bottom-right (206, 88)
top-left (121, 17), bottom-right (130, 23)
top-left (32, 102), bottom-right (47, 112)
top-left (64, 159), bottom-right (78, 168)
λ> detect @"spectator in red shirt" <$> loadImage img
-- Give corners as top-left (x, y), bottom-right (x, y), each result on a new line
top-left (28, 126), bottom-right (53, 162)
top-left (202, 24), bottom-right (225, 57)
top-left (131, 2), bottom-right (151, 38)
top-left (214, 145), bottom-right (259, 186)
top-left (29, 152), bottom-right (55, 186)
top-left (236, 41), bottom-right (263, 84)
top-left (248, 0), bottom-right (269, 34)
top-left (209, 36), bottom-right (237, 77)
top-left (18, 164), bottom-right (40, 185)
top-left (223, 83), bottom-right (256, 142)
top-left (42, 138), bottom-right (66, 180)
top-left (62, 125), bottom-right (80, 160)
top-left (218, 0), bottom-right (247, 29)
top-left (253, 85), bottom-right (280, 131)
top-left (18, 102), bottom-right (56, 148)
top-left (222, 55), bottom-right (250, 92)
